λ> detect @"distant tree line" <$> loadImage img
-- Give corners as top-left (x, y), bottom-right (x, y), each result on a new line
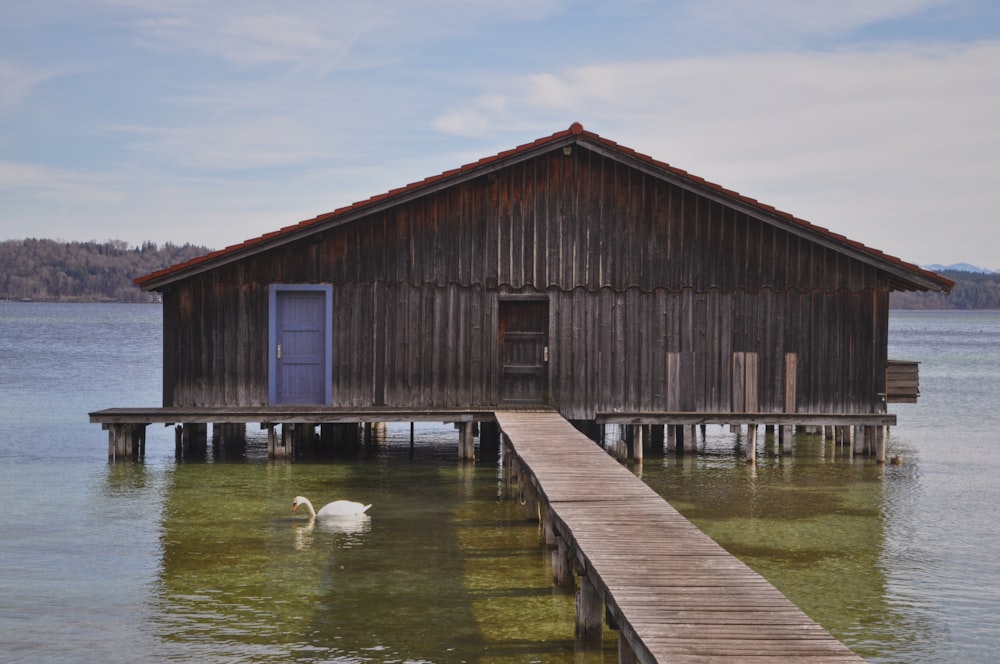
top-left (891, 270), bottom-right (1000, 309)
top-left (0, 238), bottom-right (211, 303)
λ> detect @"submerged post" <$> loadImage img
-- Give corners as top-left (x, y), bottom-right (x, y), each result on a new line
top-left (666, 425), bottom-right (677, 452)
top-left (107, 423), bottom-right (147, 461)
top-left (576, 574), bottom-right (604, 644)
top-left (458, 421), bottom-right (475, 461)
top-left (746, 425), bottom-right (758, 464)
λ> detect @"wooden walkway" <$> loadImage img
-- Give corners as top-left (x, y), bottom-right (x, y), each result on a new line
top-left (494, 411), bottom-right (864, 663)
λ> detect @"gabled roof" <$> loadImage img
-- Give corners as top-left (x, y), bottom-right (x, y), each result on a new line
top-left (136, 122), bottom-right (953, 294)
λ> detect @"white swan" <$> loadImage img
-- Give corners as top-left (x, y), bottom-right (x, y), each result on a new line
top-left (292, 495), bottom-right (371, 517)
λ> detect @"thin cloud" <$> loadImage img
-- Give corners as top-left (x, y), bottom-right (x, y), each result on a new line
top-left (0, 160), bottom-right (123, 204)
top-left (432, 39), bottom-right (1000, 262)
top-left (689, 0), bottom-right (950, 39)
top-left (113, 117), bottom-right (329, 171)
top-left (0, 61), bottom-right (63, 112)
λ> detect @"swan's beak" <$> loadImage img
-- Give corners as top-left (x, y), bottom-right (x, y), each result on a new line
top-left (292, 503), bottom-right (298, 512)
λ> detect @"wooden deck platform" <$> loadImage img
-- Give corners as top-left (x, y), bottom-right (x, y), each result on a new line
top-left (494, 410), bottom-right (865, 663)
top-left (597, 411), bottom-right (895, 426)
top-left (88, 405), bottom-right (495, 425)
top-left (90, 405), bottom-right (893, 463)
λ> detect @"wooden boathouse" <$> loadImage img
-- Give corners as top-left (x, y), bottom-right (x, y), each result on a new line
top-left (92, 122), bottom-right (951, 460)
top-left (89, 123), bottom-right (954, 661)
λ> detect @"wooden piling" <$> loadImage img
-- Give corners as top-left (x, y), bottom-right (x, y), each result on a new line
top-left (683, 424), bottom-right (698, 453)
top-left (552, 537), bottom-right (575, 588)
top-left (649, 424), bottom-right (664, 453)
top-left (107, 423), bottom-right (146, 461)
top-left (576, 574), bottom-right (603, 644)
top-left (175, 423), bottom-right (207, 459)
top-left (458, 421), bottom-right (475, 460)
top-left (665, 425), bottom-right (677, 452)
top-left (619, 633), bottom-right (639, 664)
top-left (875, 426), bottom-right (887, 463)
top-left (479, 420), bottom-right (501, 459)
top-left (518, 463), bottom-right (539, 521)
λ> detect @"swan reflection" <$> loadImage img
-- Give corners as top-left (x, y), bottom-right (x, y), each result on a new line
top-left (293, 513), bottom-right (372, 550)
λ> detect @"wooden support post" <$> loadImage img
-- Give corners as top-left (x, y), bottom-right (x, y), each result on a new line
top-left (176, 423), bottom-right (207, 460)
top-left (746, 425), bottom-right (758, 464)
top-left (136, 424), bottom-right (146, 458)
top-left (778, 425), bottom-right (789, 454)
top-left (265, 424), bottom-right (276, 458)
top-left (576, 574), bottom-right (604, 644)
top-left (519, 466), bottom-right (539, 521)
top-left (552, 537), bottom-right (575, 588)
top-left (666, 425), bottom-right (677, 453)
top-left (633, 425), bottom-right (643, 462)
top-left (618, 632), bottom-right (639, 664)
top-left (683, 424), bottom-right (698, 453)
top-left (649, 424), bottom-right (664, 453)
top-left (458, 421), bottom-right (475, 461)
top-left (108, 423), bottom-right (145, 461)
top-left (543, 507), bottom-right (557, 548)
top-left (854, 425), bottom-right (868, 456)
top-left (479, 420), bottom-right (501, 460)
top-left (875, 426), bottom-right (887, 463)
top-left (266, 423), bottom-right (292, 459)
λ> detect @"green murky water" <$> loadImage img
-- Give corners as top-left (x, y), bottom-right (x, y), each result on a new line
top-left (4, 305), bottom-right (1000, 663)
top-left (134, 435), bottom-right (617, 662)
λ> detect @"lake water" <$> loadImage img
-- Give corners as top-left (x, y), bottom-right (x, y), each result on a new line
top-left (1, 304), bottom-right (998, 663)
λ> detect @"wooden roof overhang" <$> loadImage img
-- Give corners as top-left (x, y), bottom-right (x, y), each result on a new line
top-left (136, 123), bottom-right (953, 294)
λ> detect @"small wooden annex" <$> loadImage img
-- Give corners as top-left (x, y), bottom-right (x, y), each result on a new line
top-left (114, 122), bottom-right (950, 457)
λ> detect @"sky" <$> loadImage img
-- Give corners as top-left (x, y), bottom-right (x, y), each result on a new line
top-left (1, 1), bottom-right (998, 269)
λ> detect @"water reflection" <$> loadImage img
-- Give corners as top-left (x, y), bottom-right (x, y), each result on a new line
top-left (134, 419), bottom-right (951, 662)
top-left (293, 514), bottom-right (372, 551)
top-left (638, 425), bottom-right (945, 663)
top-left (148, 427), bottom-right (614, 663)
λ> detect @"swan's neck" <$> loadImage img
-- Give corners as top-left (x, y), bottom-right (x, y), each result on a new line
top-left (299, 498), bottom-right (316, 517)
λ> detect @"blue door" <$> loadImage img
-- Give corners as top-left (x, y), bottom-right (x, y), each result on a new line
top-left (270, 287), bottom-right (332, 405)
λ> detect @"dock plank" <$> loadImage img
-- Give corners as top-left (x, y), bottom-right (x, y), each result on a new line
top-left (494, 410), bottom-right (864, 664)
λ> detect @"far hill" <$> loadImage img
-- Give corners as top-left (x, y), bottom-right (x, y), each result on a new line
top-left (0, 239), bottom-right (211, 303)
top-left (891, 270), bottom-right (999, 309)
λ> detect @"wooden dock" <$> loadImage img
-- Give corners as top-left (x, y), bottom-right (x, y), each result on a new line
top-left (494, 410), bottom-right (864, 663)
top-left (89, 406), bottom-right (494, 460)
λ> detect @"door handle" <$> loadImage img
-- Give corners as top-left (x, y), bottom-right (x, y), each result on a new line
top-left (543, 346), bottom-right (549, 363)
top-left (277, 343), bottom-right (282, 359)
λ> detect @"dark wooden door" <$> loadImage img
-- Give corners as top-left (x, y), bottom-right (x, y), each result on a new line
top-left (499, 300), bottom-right (549, 405)
top-left (274, 290), bottom-right (327, 404)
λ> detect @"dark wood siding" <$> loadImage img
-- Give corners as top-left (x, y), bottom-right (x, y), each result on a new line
top-left (161, 144), bottom-right (892, 417)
